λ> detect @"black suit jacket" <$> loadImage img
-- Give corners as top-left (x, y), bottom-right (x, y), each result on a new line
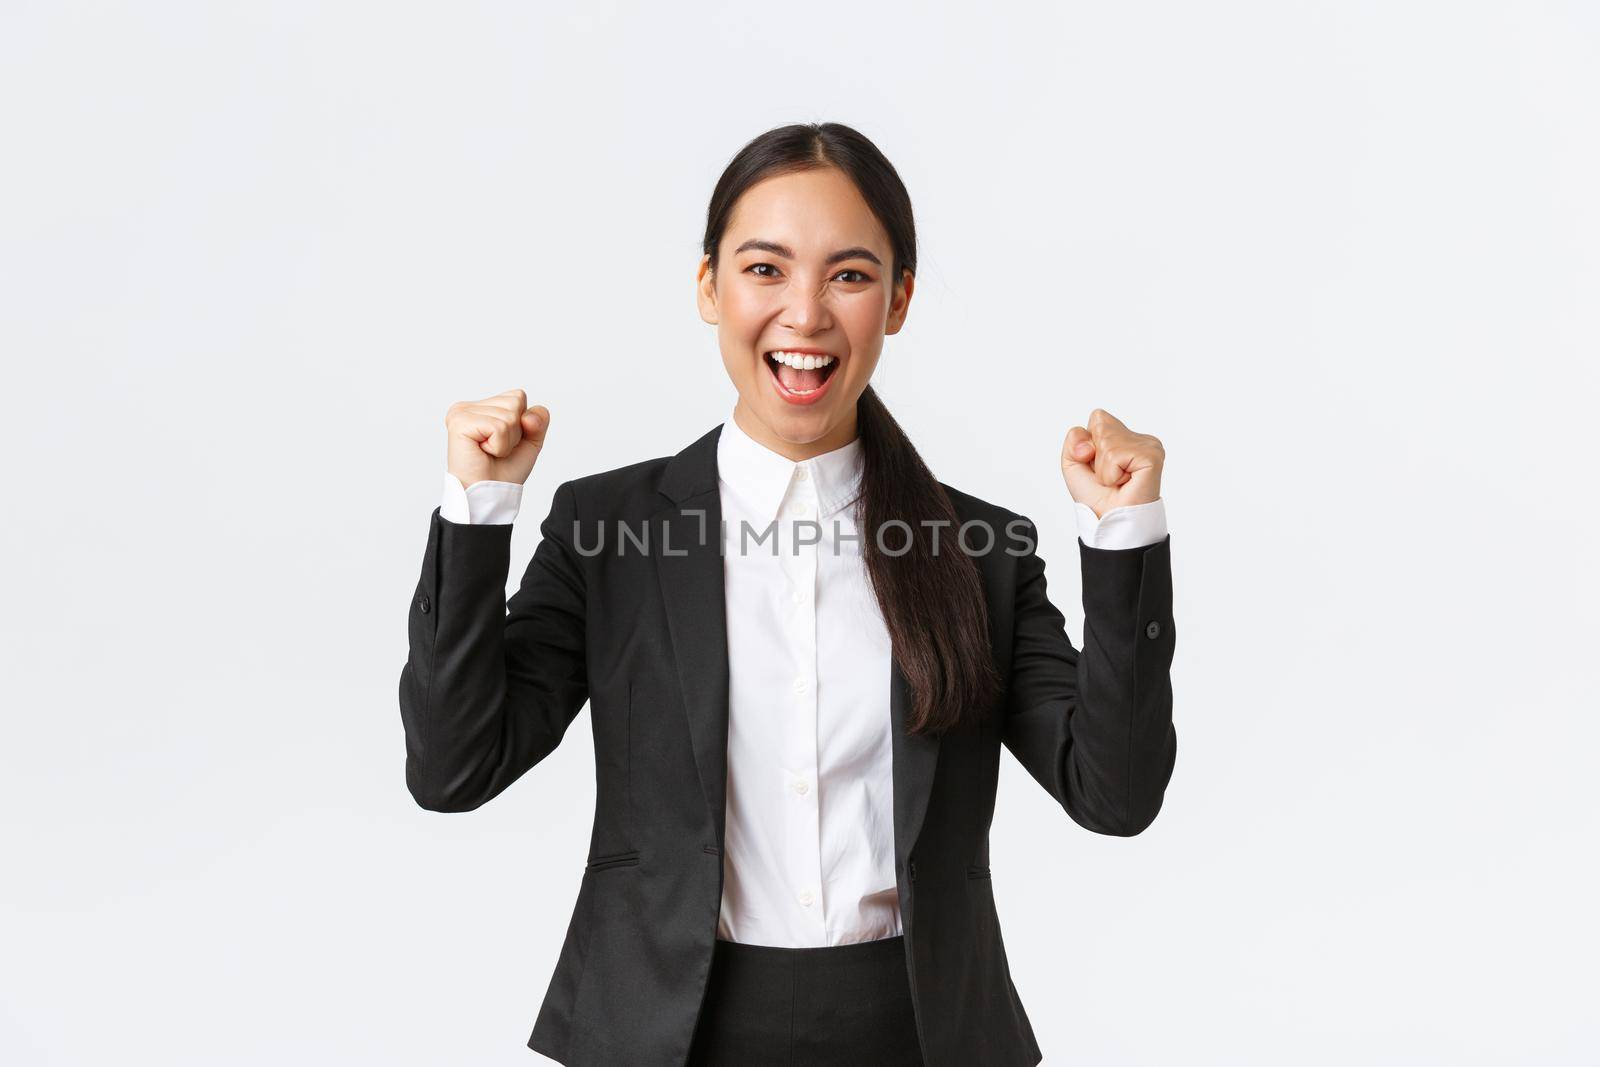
top-left (398, 422), bottom-right (1177, 1066)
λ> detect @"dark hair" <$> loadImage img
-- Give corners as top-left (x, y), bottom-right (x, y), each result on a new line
top-left (701, 122), bottom-right (1002, 737)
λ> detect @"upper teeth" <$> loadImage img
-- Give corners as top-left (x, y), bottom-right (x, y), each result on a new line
top-left (767, 351), bottom-right (836, 370)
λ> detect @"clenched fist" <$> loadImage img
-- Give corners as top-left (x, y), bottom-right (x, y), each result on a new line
top-left (1061, 408), bottom-right (1164, 518)
top-left (445, 389), bottom-right (550, 488)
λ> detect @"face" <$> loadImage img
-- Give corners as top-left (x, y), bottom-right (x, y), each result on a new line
top-left (696, 166), bottom-right (914, 460)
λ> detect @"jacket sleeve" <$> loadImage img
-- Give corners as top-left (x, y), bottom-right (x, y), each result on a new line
top-left (1000, 517), bottom-right (1177, 836)
top-left (398, 479), bottom-right (589, 812)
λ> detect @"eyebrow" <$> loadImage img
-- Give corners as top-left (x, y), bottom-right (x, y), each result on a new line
top-left (733, 238), bottom-right (883, 268)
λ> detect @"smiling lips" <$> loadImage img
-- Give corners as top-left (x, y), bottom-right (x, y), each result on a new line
top-left (764, 349), bottom-right (840, 405)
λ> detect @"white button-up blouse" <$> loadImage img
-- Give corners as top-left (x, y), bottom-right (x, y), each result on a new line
top-left (438, 409), bottom-right (1168, 947)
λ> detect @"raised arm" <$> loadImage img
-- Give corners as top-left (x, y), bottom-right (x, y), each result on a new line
top-left (398, 390), bottom-right (586, 812)
top-left (1000, 407), bottom-right (1177, 835)
top-left (1001, 521), bottom-right (1176, 835)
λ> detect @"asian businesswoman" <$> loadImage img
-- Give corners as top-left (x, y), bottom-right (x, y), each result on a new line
top-left (397, 121), bottom-right (1177, 1066)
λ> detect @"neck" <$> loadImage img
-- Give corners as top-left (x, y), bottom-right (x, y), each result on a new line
top-left (731, 400), bottom-right (859, 461)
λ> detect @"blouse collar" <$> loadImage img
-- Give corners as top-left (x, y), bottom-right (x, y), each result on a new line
top-left (716, 409), bottom-right (865, 522)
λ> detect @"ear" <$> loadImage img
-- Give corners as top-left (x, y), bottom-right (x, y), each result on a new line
top-left (695, 254), bottom-right (719, 325)
top-left (884, 268), bottom-right (915, 336)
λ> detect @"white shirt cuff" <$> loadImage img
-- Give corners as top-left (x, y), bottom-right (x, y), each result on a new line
top-left (1074, 497), bottom-right (1167, 550)
top-left (440, 471), bottom-right (524, 525)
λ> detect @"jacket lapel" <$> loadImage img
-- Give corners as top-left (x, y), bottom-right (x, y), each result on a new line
top-left (653, 425), bottom-right (732, 846)
top-left (890, 654), bottom-right (941, 872)
top-left (652, 422), bottom-right (943, 870)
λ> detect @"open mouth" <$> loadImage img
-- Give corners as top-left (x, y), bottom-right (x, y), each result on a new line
top-left (763, 349), bottom-right (842, 405)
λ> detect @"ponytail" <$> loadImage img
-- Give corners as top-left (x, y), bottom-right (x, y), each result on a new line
top-left (856, 385), bottom-right (1003, 734)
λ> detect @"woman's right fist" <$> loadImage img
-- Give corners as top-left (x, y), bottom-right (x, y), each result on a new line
top-left (445, 389), bottom-right (550, 488)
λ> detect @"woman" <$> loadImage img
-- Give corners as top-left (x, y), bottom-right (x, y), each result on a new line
top-left (399, 122), bottom-right (1177, 1067)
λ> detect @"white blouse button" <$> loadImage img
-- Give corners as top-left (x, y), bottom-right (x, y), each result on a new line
top-left (792, 676), bottom-right (807, 693)
top-left (798, 888), bottom-right (814, 906)
top-left (795, 466), bottom-right (809, 481)
top-left (794, 778), bottom-right (809, 796)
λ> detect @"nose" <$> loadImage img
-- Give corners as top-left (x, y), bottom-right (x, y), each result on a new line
top-left (778, 279), bottom-right (833, 336)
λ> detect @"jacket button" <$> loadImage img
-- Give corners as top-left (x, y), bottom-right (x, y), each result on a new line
top-left (416, 595), bottom-right (431, 614)
top-left (908, 859), bottom-right (918, 881)
top-left (1145, 620), bottom-right (1160, 639)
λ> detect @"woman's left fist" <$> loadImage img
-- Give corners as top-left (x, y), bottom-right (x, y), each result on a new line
top-left (1061, 408), bottom-right (1165, 518)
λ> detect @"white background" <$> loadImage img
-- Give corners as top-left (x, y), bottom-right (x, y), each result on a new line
top-left (3, 2), bottom-right (1596, 1063)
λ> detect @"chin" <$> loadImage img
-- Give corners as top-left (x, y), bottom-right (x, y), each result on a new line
top-left (744, 392), bottom-right (813, 425)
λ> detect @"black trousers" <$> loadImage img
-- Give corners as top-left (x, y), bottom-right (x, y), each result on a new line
top-left (686, 934), bottom-right (925, 1066)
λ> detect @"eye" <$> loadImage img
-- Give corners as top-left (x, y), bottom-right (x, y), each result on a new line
top-left (745, 263), bottom-right (781, 278)
top-left (834, 269), bottom-right (871, 283)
